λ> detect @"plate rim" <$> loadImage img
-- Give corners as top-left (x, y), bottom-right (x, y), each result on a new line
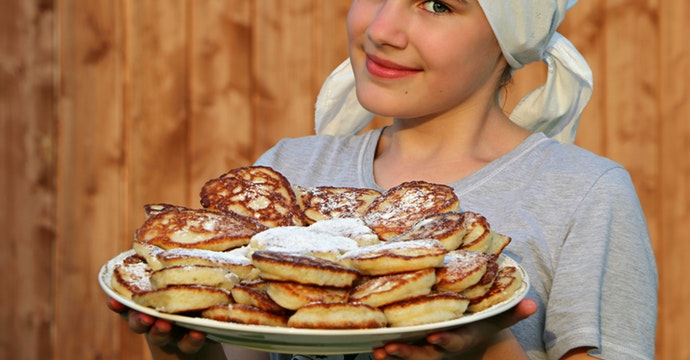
top-left (99, 248), bottom-right (530, 354)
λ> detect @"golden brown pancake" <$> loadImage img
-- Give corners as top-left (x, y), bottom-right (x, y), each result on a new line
top-left (381, 292), bottom-right (470, 327)
top-left (467, 266), bottom-right (523, 313)
top-left (251, 250), bottom-right (359, 288)
top-left (349, 268), bottom-right (437, 308)
top-left (294, 185), bottom-right (382, 223)
top-left (132, 285), bottom-right (232, 313)
top-left (202, 303), bottom-right (289, 327)
top-left (390, 211), bottom-right (467, 251)
top-left (339, 239), bottom-right (447, 276)
top-left (110, 254), bottom-right (152, 299)
top-left (363, 181), bottom-right (460, 240)
top-left (434, 250), bottom-right (493, 293)
top-left (265, 281), bottom-right (349, 310)
top-left (230, 283), bottom-right (286, 314)
top-left (247, 225), bottom-right (359, 262)
top-left (460, 257), bottom-right (499, 301)
top-left (149, 264), bottom-right (239, 290)
top-left (200, 166), bottom-right (306, 227)
top-left (135, 204), bottom-right (266, 252)
top-left (287, 302), bottom-right (387, 329)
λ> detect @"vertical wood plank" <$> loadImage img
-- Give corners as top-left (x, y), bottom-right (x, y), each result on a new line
top-left (658, 0), bottom-right (690, 358)
top-left (188, 0), bottom-right (254, 196)
top-left (126, 0), bottom-right (191, 224)
top-left (0, 0), bottom-right (56, 358)
top-left (251, 0), bottom-right (320, 154)
top-left (602, 0), bottom-right (660, 244)
top-left (56, 0), bottom-right (131, 358)
top-left (312, 1), bottom-right (351, 92)
top-left (123, 3), bottom-right (191, 355)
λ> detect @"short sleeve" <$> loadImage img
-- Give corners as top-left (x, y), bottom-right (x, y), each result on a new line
top-left (545, 167), bottom-right (657, 359)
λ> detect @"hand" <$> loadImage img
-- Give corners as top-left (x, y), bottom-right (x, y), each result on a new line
top-left (106, 297), bottom-right (207, 354)
top-left (372, 298), bottom-right (538, 360)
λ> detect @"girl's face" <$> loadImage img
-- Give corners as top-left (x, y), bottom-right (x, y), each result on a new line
top-left (347, 0), bottom-right (506, 120)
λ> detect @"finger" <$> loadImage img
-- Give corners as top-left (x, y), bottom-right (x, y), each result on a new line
top-left (106, 297), bottom-right (127, 313)
top-left (106, 297), bottom-right (131, 321)
top-left (425, 298), bottom-right (538, 353)
top-left (373, 342), bottom-right (443, 360)
top-left (128, 310), bottom-right (156, 334)
top-left (147, 318), bottom-right (175, 346)
top-left (486, 298), bottom-right (538, 329)
top-left (176, 330), bottom-right (207, 354)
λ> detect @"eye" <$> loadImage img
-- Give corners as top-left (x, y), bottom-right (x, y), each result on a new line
top-left (421, 1), bottom-right (451, 14)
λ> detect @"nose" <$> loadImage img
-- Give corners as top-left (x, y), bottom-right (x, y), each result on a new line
top-left (366, 1), bottom-right (408, 49)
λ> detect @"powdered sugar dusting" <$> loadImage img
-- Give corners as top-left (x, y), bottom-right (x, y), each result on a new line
top-left (341, 239), bottom-right (444, 259)
top-left (249, 226), bottom-right (359, 254)
top-left (159, 247), bottom-right (252, 266)
top-left (308, 218), bottom-right (374, 238)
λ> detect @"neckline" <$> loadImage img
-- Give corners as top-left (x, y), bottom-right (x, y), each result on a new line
top-left (361, 129), bottom-right (549, 193)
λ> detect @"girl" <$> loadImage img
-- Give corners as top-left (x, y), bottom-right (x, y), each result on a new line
top-left (109, 1), bottom-right (657, 359)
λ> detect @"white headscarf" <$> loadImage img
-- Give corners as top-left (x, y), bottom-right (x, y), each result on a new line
top-left (314, 0), bottom-right (593, 144)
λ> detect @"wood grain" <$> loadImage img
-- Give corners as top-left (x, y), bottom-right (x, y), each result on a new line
top-left (0, 0), bottom-right (56, 358)
top-left (55, 0), bottom-right (132, 358)
top-left (2, 0), bottom-right (688, 359)
top-left (657, 1), bottom-right (690, 358)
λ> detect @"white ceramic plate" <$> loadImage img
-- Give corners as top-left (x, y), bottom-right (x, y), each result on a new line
top-left (99, 249), bottom-right (529, 355)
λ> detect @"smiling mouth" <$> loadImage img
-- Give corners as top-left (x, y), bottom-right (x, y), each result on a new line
top-left (365, 55), bottom-right (421, 79)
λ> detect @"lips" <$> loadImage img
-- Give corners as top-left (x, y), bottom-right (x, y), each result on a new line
top-left (365, 54), bottom-right (421, 79)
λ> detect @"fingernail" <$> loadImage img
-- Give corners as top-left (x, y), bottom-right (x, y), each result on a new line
top-left (428, 334), bottom-right (445, 345)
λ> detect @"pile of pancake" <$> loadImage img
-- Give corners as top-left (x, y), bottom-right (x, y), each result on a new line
top-left (110, 166), bottom-right (523, 329)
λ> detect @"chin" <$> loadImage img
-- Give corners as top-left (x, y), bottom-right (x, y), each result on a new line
top-left (356, 88), bottom-right (413, 119)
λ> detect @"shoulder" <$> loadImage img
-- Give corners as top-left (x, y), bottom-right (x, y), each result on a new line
top-left (537, 136), bottom-right (622, 175)
top-left (253, 130), bottom-right (380, 188)
top-left (525, 135), bottom-right (632, 191)
top-left (259, 131), bottom-right (375, 161)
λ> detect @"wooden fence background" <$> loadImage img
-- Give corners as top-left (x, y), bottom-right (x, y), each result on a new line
top-left (1, 0), bottom-right (688, 359)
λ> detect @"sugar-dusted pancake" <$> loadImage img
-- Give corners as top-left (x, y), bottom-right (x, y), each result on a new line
top-left (200, 166), bottom-right (306, 227)
top-left (133, 242), bottom-right (257, 280)
top-left (110, 254), bottom-right (152, 299)
top-left (307, 217), bottom-right (381, 247)
top-left (390, 211), bottom-right (467, 251)
top-left (434, 250), bottom-right (493, 293)
top-left (460, 256), bottom-right (499, 301)
top-left (349, 268), bottom-right (437, 308)
top-left (135, 204), bottom-right (266, 252)
top-left (247, 225), bottom-right (359, 262)
top-left (339, 239), bottom-right (447, 276)
top-left (363, 181), bottom-right (460, 240)
top-left (294, 185), bottom-right (382, 223)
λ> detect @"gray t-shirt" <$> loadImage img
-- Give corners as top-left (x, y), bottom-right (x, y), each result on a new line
top-left (231, 130), bottom-right (657, 360)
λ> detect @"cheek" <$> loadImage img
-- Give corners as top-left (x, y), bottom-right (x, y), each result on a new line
top-left (346, 1), bottom-right (373, 45)
top-left (425, 36), bottom-right (502, 88)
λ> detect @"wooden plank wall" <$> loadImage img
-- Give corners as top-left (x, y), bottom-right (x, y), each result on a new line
top-left (1, 0), bottom-right (688, 359)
